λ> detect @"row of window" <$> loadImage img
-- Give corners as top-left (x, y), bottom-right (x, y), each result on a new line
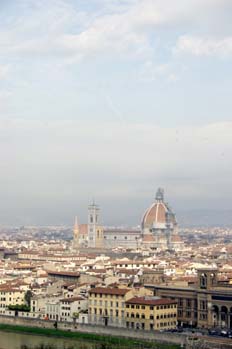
top-left (90, 294), bottom-right (123, 299)
top-left (178, 299), bottom-right (197, 308)
top-left (126, 304), bottom-right (176, 310)
top-left (90, 308), bottom-right (123, 317)
top-left (0, 292), bottom-right (22, 295)
top-left (90, 300), bottom-right (122, 307)
top-left (126, 321), bottom-right (177, 330)
top-left (178, 310), bottom-right (197, 318)
top-left (127, 313), bottom-right (176, 319)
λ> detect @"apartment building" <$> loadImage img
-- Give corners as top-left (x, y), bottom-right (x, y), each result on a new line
top-left (59, 296), bottom-right (88, 322)
top-left (88, 286), bottom-right (157, 329)
top-left (0, 288), bottom-right (25, 315)
top-left (88, 287), bottom-right (129, 327)
top-left (125, 297), bottom-right (177, 331)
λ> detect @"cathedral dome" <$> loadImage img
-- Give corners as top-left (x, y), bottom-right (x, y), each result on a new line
top-left (141, 188), bottom-right (176, 230)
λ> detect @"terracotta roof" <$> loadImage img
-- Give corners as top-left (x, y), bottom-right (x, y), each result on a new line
top-left (116, 269), bottom-right (137, 275)
top-left (46, 270), bottom-right (80, 277)
top-left (89, 287), bottom-right (130, 296)
top-left (126, 297), bottom-right (177, 306)
top-left (60, 296), bottom-right (85, 303)
top-left (142, 234), bottom-right (155, 242)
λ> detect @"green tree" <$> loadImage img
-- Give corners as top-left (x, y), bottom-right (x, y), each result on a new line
top-left (24, 290), bottom-right (33, 307)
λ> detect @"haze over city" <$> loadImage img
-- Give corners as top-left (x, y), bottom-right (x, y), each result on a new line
top-left (0, 0), bottom-right (232, 225)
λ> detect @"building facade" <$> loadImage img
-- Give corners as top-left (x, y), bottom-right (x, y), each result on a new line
top-left (73, 188), bottom-right (183, 251)
top-left (88, 287), bottom-right (129, 327)
top-left (125, 297), bottom-right (177, 331)
top-left (103, 229), bottom-right (141, 249)
top-left (88, 286), bottom-right (177, 331)
top-left (146, 268), bottom-right (232, 329)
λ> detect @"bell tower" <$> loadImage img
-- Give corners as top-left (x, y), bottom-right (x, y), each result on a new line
top-left (88, 201), bottom-right (103, 248)
top-left (197, 268), bottom-right (218, 290)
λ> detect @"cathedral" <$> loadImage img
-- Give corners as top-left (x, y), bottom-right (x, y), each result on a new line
top-left (73, 188), bottom-right (183, 250)
top-left (141, 188), bottom-right (183, 250)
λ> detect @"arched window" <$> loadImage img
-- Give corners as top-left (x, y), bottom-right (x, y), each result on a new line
top-left (200, 273), bottom-right (207, 288)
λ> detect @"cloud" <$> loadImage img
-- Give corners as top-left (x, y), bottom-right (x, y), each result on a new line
top-left (175, 35), bottom-right (232, 57)
top-left (1, 0), bottom-right (231, 63)
top-left (140, 61), bottom-right (179, 82)
top-left (0, 65), bottom-right (10, 79)
top-left (0, 119), bottom-right (231, 178)
top-left (0, 118), bottom-right (231, 223)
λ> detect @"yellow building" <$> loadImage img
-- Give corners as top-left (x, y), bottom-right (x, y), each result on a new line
top-left (88, 286), bottom-right (155, 328)
top-left (125, 297), bottom-right (177, 331)
top-left (88, 287), bottom-right (129, 327)
top-left (0, 288), bottom-right (25, 315)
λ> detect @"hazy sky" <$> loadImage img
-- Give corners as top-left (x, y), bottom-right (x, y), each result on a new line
top-left (0, 0), bottom-right (232, 225)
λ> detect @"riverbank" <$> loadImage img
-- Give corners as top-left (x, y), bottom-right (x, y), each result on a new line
top-left (0, 315), bottom-right (186, 347)
top-left (0, 323), bottom-right (181, 349)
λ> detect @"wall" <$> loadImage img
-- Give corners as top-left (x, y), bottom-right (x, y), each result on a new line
top-left (0, 314), bottom-right (185, 346)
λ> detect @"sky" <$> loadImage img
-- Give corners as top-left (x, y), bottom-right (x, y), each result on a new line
top-left (0, 0), bottom-right (232, 226)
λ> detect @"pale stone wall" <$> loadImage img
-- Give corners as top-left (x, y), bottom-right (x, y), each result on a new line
top-left (0, 314), bottom-right (185, 346)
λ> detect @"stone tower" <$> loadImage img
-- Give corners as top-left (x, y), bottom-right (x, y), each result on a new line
top-left (88, 201), bottom-right (103, 248)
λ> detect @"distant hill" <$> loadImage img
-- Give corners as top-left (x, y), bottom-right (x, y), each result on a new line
top-left (176, 209), bottom-right (232, 227)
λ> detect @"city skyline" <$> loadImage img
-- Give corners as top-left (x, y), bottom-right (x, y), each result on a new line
top-left (0, 0), bottom-right (232, 225)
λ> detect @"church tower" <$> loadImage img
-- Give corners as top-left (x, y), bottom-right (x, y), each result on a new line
top-left (88, 201), bottom-right (103, 248)
top-left (73, 216), bottom-right (79, 249)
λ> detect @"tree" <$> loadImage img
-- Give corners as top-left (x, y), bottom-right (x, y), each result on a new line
top-left (24, 290), bottom-right (33, 307)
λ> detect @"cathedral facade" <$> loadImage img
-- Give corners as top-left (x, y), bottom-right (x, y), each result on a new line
top-left (73, 188), bottom-right (183, 250)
